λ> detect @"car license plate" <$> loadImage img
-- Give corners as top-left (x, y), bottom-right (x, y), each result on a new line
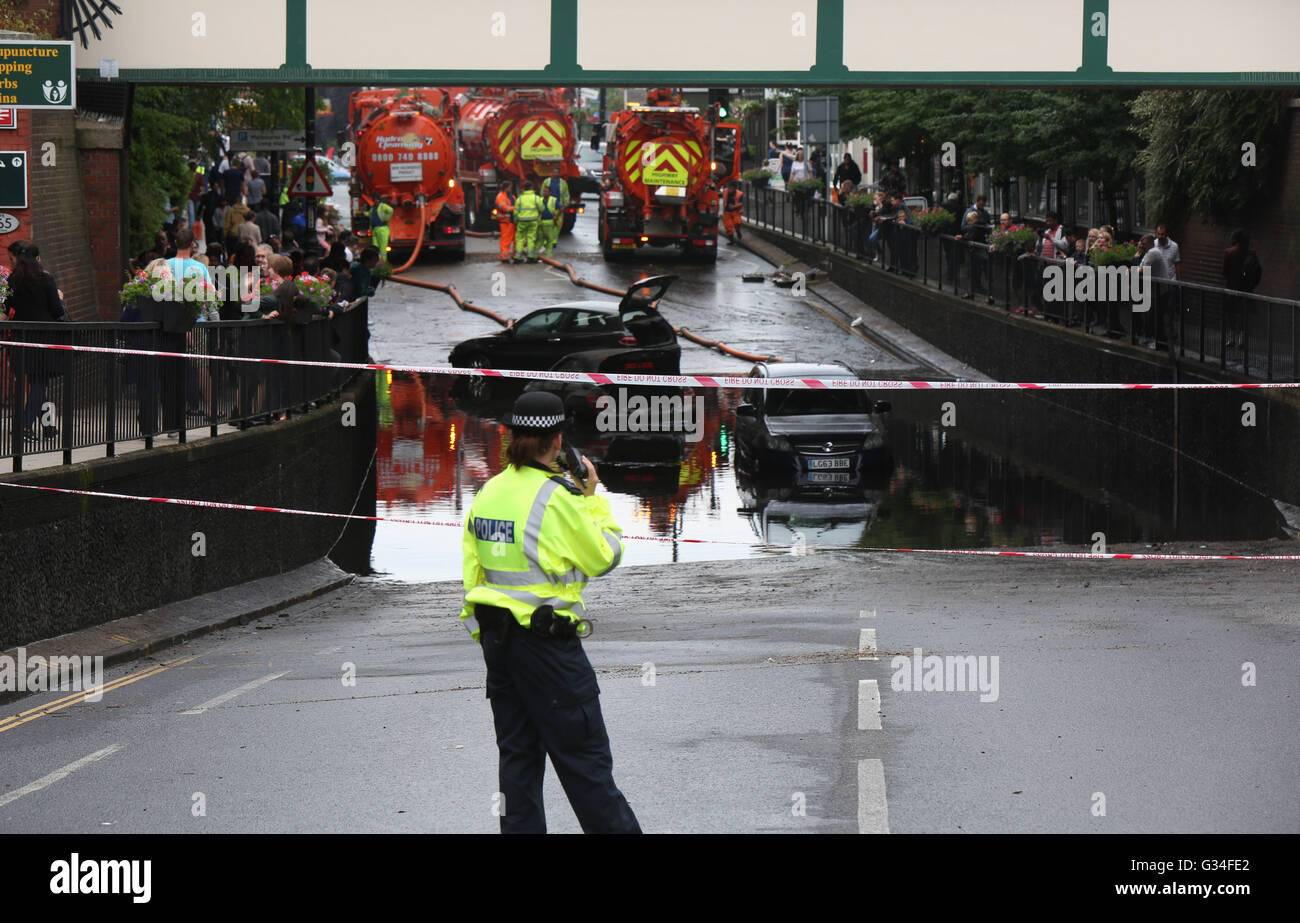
top-left (612, 242), bottom-right (635, 250)
top-left (806, 457), bottom-right (850, 470)
top-left (806, 471), bottom-right (851, 484)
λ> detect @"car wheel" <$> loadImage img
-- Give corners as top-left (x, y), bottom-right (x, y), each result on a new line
top-left (467, 353), bottom-right (492, 399)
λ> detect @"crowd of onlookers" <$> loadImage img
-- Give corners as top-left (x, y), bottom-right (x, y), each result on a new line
top-left (140, 151), bottom-right (383, 316)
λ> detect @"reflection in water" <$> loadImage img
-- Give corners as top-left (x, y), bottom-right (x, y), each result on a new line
top-left (365, 372), bottom-right (1282, 580)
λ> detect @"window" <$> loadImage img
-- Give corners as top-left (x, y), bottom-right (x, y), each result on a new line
top-left (513, 310), bottom-right (568, 336)
top-left (569, 310), bottom-right (615, 332)
top-left (766, 388), bottom-right (873, 416)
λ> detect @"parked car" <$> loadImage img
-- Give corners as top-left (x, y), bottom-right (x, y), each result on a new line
top-left (449, 276), bottom-right (679, 398)
top-left (733, 360), bottom-right (891, 482)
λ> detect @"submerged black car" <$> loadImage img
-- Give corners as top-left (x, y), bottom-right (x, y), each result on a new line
top-left (733, 361), bottom-right (892, 482)
top-left (449, 276), bottom-right (679, 397)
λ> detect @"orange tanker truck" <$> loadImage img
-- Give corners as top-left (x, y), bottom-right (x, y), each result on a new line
top-left (598, 88), bottom-right (740, 264)
top-left (349, 88), bottom-right (466, 261)
top-left (455, 88), bottom-right (583, 234)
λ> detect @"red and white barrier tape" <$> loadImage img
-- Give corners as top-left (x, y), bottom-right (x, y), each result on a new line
top-left (1, 481), bottom-right (1296, 560)
top-left (0, 340), bottom-right (1295, 391)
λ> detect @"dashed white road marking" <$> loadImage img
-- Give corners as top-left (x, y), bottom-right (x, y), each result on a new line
top-left (857, 679), bottom-right (881, 730)
top-left (0, 743), bottom-right (123, 809)
top-left (857, 759), bottom-right (890, 833)
top-left (182, 671), bottom-right (289, 715)
top-left (860, 608), bottom-right (876, 618)
top-left (858, 628), bottom-right (877, 660)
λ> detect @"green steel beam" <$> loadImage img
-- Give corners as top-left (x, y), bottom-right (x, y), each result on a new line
top-left (546, 0), bottom-right (579, 76)
top-left (283, 0), bottom-right (307, 70)
top-left (74, 0), bottom-right (1299, 88)
top-left (814, 0), bottom-right (848, 77)
top-left (77, 69), bottom-right (1300, 87)
top-left (1079, 0), bottom-right (1112, 76)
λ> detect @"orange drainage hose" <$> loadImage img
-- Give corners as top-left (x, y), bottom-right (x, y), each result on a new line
top-left (538, 256), bottom-right (777, 362)
top-left (390, 202), bottom-right (428, 274)
top-left (389, 276), bottom-right (510, 326)
top-left (387, 204), bottom-right (510, 325)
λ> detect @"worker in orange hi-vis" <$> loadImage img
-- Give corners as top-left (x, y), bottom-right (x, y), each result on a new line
top-left (722, 181), bottom-right (745, 242)
top-left (494, 181), bottom-right (516, 262)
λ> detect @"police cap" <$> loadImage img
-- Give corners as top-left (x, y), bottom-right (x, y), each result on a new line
top-left (509, 391), bottom-right (566, 434)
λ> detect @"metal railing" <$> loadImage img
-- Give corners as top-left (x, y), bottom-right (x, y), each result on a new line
top-left (1, 300), bottom-right (369, 471)
top-left (743, 183), bottom-right (1300, 380)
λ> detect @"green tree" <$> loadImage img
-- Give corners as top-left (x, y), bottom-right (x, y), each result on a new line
top-left (128, 86), bottom-right (309, 254)
top-left (840, 88), bottom-right (1141, 219)
top-left (1131, 89), bottom-right (1290, 226)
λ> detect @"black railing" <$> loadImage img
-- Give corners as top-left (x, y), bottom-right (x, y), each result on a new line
top-left (1, 300), bottom-right (369, 471)
top-left (743, 183), bottom-right (1300, 380)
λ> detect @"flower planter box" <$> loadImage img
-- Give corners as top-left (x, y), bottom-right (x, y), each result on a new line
top-left (135, 297), bottom-right (198, 334)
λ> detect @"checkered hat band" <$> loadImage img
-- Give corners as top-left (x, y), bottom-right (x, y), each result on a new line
top-left (510, 413), bottom-right (566, 429)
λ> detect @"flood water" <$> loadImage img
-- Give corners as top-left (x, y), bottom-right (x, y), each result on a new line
top-left (359, 371), bottom-right (1285, 581)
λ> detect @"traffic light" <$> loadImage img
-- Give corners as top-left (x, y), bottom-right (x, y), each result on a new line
top-left (708, 88), bottom-right (730, 119)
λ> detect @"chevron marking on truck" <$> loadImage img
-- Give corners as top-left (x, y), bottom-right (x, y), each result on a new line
top-left (642, 142), bottom-right (694, 187)
top-left (498, 118), bottom-right (518, 166)
top-left (520, 118), bottom-right (565, 160)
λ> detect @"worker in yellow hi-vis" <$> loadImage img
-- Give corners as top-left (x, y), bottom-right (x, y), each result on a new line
top-left (536, 181), bottom-right (560, 259)
top-left (513, 181), bottom-right (543, 264)
top-left (370, 195), bottom-right (394, 257)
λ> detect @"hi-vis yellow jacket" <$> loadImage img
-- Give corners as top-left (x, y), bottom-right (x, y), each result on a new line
top-left (460, 462), bottom-right (623, 641)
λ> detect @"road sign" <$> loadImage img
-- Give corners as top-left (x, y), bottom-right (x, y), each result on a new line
top-left (0, 151), bottom-right (28, 208)
top-left (0, 212), bottom-right (18, 233)
top-left (287, 159), bottom-right (332, 197)
top-left (390, 162), bottom-right (423, 183)
top-left (798, 96), bottom-right (839, 145)
top-left (231, 128), bottom-right (306, 151)
top-left (0, 41), bottom-right (75, 109)
top-left (0, 108), bottom-right (14, 129)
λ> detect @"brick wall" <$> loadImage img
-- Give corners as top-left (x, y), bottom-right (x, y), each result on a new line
top-left (27, 109), bottom-right (99, 319)
top-left (0, 106), bottom-right (126, 321)
top-left (78, 124), bottom-right (126, 318)
top-left (1173, 104), bottom-right (1300, 300)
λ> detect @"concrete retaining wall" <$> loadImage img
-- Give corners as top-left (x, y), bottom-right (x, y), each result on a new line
top-left (0, 373), bottom-right (377, 649)
top-left (752, 227), bottom-right (1300, 513)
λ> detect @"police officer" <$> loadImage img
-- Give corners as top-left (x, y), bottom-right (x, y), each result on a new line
top-left (460, 391), bottom-right (642, 834)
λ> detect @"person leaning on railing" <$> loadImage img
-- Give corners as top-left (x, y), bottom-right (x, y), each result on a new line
top-left (5, 241), bottom-right (68, 443)
top-left (953, 212), bottom-right (989, 300)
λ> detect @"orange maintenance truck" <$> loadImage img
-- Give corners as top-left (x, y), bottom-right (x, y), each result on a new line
top-left (455, 87), bottom-right (583, 234)
top-left (349, 88), bottom-right (466, 261)
top-left (598, 88), bottom-right (740, 263)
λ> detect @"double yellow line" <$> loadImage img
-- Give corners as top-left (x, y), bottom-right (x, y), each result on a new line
top-left (0, 656), bottom-right (195, 735)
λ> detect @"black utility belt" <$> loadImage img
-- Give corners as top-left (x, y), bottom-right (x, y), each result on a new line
top-left (476, 603), bottom-right (593, 639)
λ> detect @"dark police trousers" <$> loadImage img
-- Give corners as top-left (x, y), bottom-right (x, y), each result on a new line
top-left (479, 612), bottom-right (641, 834)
